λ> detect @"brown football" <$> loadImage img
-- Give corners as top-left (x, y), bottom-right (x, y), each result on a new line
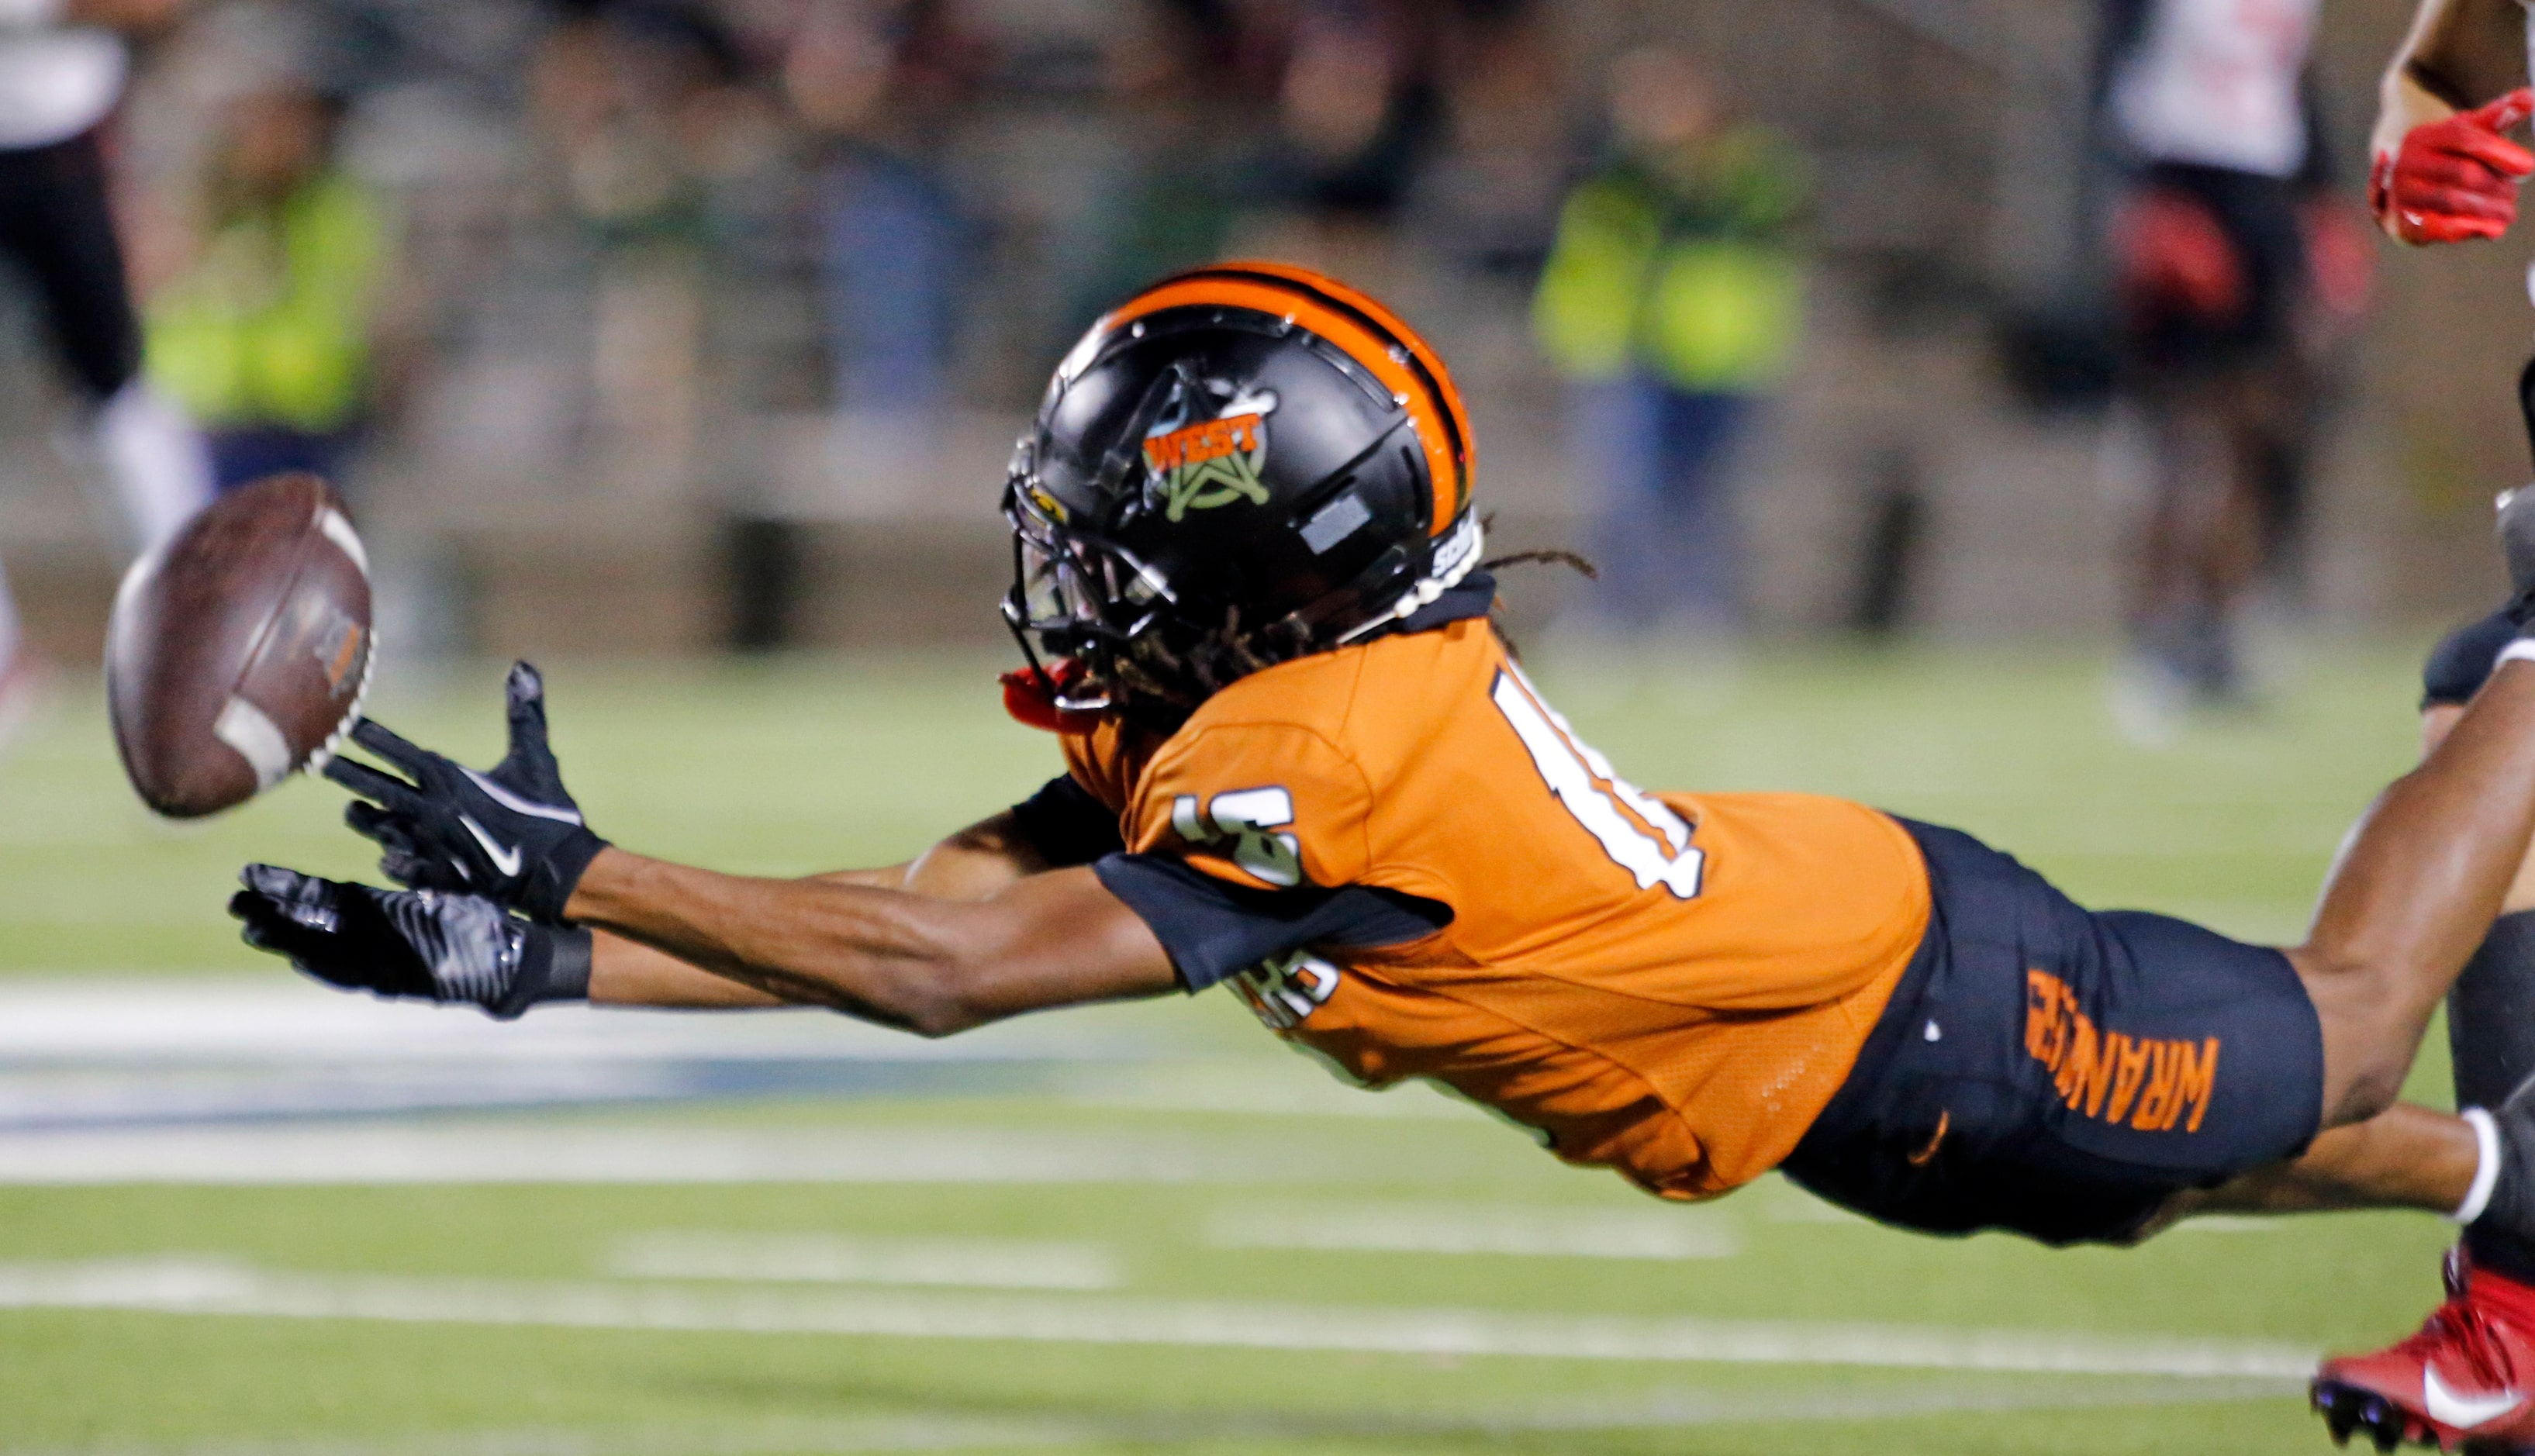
top-left (106, 472), bottom-right (375, 818)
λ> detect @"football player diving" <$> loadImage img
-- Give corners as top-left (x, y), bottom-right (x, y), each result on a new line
top-left (239, 263), bottom-right (2535, 1453)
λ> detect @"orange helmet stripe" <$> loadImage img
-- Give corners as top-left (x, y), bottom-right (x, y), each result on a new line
top-left (1103, 263), bottom-right (1473, 539)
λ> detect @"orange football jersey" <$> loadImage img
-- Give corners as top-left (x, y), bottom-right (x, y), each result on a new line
top-left (1062, 617), bottom-right (1931, 1199)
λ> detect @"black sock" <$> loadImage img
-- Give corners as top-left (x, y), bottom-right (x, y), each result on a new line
top-left (2468, 1225), bottom-right (2535, 1285)
top-left (2450, 913), bottom-right (2535, 1109)
top-left (2455, 913), bottom-right (2535, 1283)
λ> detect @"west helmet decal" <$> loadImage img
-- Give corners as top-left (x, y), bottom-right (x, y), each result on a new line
top-left (1001, 260), bottom-right (1477, 718)
top-left (1141, 378), bottom-right (1280, 521)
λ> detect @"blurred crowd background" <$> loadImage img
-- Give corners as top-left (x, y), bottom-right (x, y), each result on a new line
top-left (1, 0), bottom-right (2529, 695)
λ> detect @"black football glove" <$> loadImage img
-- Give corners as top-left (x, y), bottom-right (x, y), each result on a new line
top-left (323, 661), bottom-right (607, 922)
top-left (230, 864), bottom-right (592, 1019)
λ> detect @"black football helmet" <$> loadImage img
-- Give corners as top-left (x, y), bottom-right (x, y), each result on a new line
top-left (1002, 261), bottom-right (1479, 722)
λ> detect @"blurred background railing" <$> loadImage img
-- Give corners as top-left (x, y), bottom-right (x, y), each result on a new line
top-left (0, 0), bottom-right (2524, 664)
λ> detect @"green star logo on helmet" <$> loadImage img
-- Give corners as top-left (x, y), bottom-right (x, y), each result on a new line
top-left (1142, 388), bottom-right (1279, 520)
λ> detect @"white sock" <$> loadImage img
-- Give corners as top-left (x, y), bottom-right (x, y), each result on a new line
top-left (2459, 1106), bottom-right (2505, 1223)
top-left (92, 381), bottom-right (212, 552)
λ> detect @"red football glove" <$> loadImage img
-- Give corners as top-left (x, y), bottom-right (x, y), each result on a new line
top-left (2371, 89), bottom-right (2535, 244)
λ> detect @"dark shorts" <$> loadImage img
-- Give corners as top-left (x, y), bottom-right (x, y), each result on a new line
top-left (1779, 819), bottom-right (2324, 1247)
top-left (2120, 161), bottom-right (2307, 373)
top-left (0, 128), bottom-right (141, 403)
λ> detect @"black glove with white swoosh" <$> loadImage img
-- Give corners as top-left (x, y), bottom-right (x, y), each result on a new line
top-left (323, 661), bottom-right (608, 922)
top-left (230, 864), bottom-right (592, 1019)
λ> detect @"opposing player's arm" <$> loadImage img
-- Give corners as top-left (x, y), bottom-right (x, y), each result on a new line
top-left (2381, 0), bottom-right (2527, 134)
top-left (2370, 0), bottom-right (2533, 243)
top-left (568, 848), bottom-right (1176, 1036)
top-left (2423, 703), bottom-right (2535, 913)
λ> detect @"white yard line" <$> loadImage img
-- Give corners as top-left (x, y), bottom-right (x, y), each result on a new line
top-left (0, 1124), bottom-right (1365, 1185)
top-left (0, 1379), bottom-right (2302, 1456)
top-left (0, 979), bottom-right (1145, 1065)
top-left (1048, 1065), bottom-right (1485, 1122)
top-left (605, 1233), bottom-right (1122, 1291)
top-left (2171, 1216), bottom-right (2280, 1233)
top-left (1205, 1201), bottom-right (1737, 1260)
top-left (0, 1258), bottom-right (2319, 1379)
top-left (0, 1415), bottom-right (1084, 1456)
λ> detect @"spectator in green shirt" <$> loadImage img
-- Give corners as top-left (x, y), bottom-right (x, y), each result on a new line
top-left (1534, 47), bottom-right (1806, 638)
top-left (146, 73), bottom-right (385, 492)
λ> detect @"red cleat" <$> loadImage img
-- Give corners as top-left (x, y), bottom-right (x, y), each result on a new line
top-left (2316, 1249), bottom-right (2535, 1452)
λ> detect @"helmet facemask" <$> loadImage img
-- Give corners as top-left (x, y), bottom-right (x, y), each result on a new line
top-left (999, 264), bottom-right (1480, 727)
top-left (1002, 464), bottom-right (1314, 726)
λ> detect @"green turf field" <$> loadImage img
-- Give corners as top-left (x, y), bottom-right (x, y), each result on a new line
top-left (0, 643), bottom-right (2474, 1454)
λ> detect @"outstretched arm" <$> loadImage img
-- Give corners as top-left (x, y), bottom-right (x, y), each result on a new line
top-left (589, 809), bottom-right (1099, 1010)
top-left (269, 661), bottom-right (1176, 1030)
top-left (569, 849), bottom-right (1175, 1036)
top-left (238, 804), bottom-right (1176, 1027)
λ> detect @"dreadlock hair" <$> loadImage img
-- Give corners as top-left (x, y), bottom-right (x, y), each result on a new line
top-left (1098, 539), bottom-right (1601, 728)
top-left (1477, 535), bottom-right (1599, 663)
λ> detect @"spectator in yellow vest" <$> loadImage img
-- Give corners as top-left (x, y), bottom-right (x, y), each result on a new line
top-left (146, 74), bottom-right (385, 492)
top-left (1534, 48), bottom-right (1806, 640)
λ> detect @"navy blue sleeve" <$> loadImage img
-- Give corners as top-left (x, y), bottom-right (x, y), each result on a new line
top-left (2424, 609), bottom-right (2519, 709)
top-left (1009, 775), bottom-right (1125, 868)
top-left (1091, 853), bottom-right (1452, 992)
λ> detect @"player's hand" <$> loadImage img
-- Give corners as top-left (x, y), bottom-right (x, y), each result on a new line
top-left (229, 864), bottom-right (592, 1020)
top-left (322, 661), bottom-right (608, 921)
top-left (2372, 91), bottom-right (2535, 244)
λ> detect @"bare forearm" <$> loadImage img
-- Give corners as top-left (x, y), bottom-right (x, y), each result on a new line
top-left (565, 840), bottom-right (1176, 1035)
top-left (570, 849), bottom-right (976, 1030)
top-left (2380, 64), bottom-right (2461, 160)
top-left (2382, 0), bottom-right (2526, 140)
top-left (808, 813), bottom-right (1048, 898)
top-left (578, 811), bottom-right (1069, 1014)
top-left (590, 931), bottom-right (786, 1008)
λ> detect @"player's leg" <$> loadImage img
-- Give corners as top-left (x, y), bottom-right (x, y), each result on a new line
top-left (1573, 373), bottom-right (1666, 636)
top-left (1783, 795), bottom-right (2522, 1246)
top-left (2288, 654), bottom-right (2535, 1130)
top-left (2122, 378), bottom-right (2211, 681)
top-left (0, 554), bottom-right (40, 751)
top-left (2308, 612), bottom-right (2535, 1451)
top-left (1647, 387), bottom-right (1750, 634)
top-left (2309, 1073), bottom-right (2535, 1450)
top-left (0, 129), bottom-right (209, 548)
top-left (2172, 1102), bottom-right (2479, 1223)
top-left (2434, 646), bottom-right (2535, 1278)
top-left (0, 139), bottom-right (85, 741)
